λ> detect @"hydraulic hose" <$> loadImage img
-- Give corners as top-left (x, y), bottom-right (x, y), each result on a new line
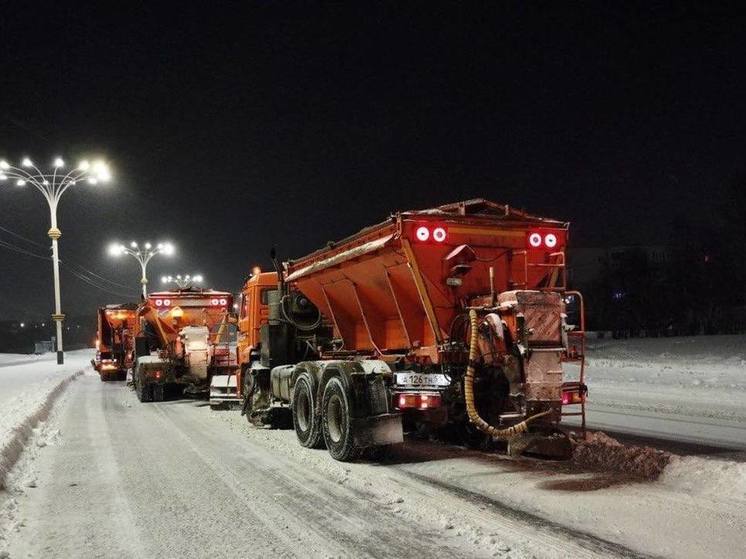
top-left (464, 309), bottom-right (551, 439)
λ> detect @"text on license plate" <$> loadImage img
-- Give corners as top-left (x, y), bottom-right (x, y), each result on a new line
top-left (395, 373), bottom-right (450, 387)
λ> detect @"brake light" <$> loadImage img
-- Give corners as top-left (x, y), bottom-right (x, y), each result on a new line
top-left (155, 299), bottom-right (163, 307)
top-left (432, 227), bottom-right (447, 243)
top-left (395, 392), bottom-right (442, 410)
top-left (163, 299), bottom-right (171, 307)
top-left (528, 230), bottom-right (563, 249)
top-left (219, 298), bottom-right (227, 306)
top-left (561, 390), bottom-right (585, 405)
top-left (211, 298), bottom-right (219, 306)
top-left (415, 225), bottom-right (448, 243)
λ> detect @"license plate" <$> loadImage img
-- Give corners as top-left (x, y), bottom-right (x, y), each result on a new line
top-left (395, 372), bottom-right (450, 387)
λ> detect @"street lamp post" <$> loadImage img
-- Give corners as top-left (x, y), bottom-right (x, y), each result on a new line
top-left (0, 157), bottom-right (111, 365)
top-left (161, 274), bottom-right (203, 289)
top-left (109, 241), bottom-right (175, 298)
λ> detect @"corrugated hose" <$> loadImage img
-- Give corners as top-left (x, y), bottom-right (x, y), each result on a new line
top-left (464, 309), bottom-right (551, 439)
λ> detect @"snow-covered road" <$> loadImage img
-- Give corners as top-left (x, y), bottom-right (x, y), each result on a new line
top-left (564, 335), bottom-right (746, 455)
top-left (2, 370), bottom-right (746, 558)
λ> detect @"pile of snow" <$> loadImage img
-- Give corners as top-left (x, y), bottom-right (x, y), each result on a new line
top-left (660, 455), bottom-right (746, 504)
top-left (0, 350), bottom-right (92, 488)
top-left (572, 431), bottom-right (671, 479)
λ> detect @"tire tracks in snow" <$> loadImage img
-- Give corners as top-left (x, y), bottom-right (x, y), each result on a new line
top-left (169, 402), bottom-right (650, 559)
top-left (395, 470), bottom-right (655, 559)
top-left (151, 400), bottom-right (461, 558)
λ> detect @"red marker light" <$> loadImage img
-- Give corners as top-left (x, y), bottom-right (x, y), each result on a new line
top-left (155, 299), bottom-right (163, 307)
top-left (432, 227), bottom-right (447, 243)
top-left (544, 233), bottom-right (557, 248)
top-left (395, 392), bottom-right (442, 410)
top-left (164, 299), bottom-right (171, 307)
top-left (211, 298), bottom-right (219, 306)
top-left (528, 232), bottom-right (542, 248)
top-left (219, 298), bottom-right (227, 306)
top-left (415, 226), bottom-right (430, 241)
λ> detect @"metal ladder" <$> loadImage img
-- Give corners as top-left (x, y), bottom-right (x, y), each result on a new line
top-left (509, 250), bottom-right (587, 432)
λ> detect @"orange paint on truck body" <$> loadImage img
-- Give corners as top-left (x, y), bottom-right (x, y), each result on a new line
top-left (283, 199), bottom-right (569, 364)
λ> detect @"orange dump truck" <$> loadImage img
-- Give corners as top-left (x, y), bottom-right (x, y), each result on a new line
top-left (132, 288), bottom-right (237, 402)
top-left (93, 304), bottom-right (137, 381)
top-left (236, 199), bottom-right (586, 460)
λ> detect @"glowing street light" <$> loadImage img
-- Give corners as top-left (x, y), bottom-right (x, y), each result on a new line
top-left (161, 273), bottom-right (204, 289)
top-left (0, 156), bottom-right (112, 365)
top-left (109, 241), bottom-right (175, 298)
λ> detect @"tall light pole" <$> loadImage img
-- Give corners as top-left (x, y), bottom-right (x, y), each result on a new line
top-left (0, 156), bottom-right (112, 365)
top-left (161, 274), bottom-right (204, 289)
top-left (109, 241), bottom-right (175, 298)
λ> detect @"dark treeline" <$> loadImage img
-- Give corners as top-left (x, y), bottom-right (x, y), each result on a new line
top-left (582, 180), bottom-right (746, 336)
top-left (0, 317), bottom-right (94, 354)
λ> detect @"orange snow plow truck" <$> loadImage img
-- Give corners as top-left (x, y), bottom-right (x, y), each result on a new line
top-left (92, 304), bottom-right (137, 381)
top-left (132, 288), bottom-right (237, 402)
top-left (229, 199), bottom-right (587, 461)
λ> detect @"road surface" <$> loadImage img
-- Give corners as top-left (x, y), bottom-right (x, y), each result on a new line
top-left (3, 371), bottom-right (745, 559)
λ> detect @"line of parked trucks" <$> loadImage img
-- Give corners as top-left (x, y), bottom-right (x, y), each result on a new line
top-left (93, 199), bottom-right (587, 460)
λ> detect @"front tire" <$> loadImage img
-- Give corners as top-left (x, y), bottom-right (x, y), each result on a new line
top-left (293, 376), bottom-right (324, 448)
top-left (321, 377), bottom-right (360, 462)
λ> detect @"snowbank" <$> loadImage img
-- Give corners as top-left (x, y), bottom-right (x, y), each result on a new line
top-left (0, 353), bottom-right (58, 369)
top-left (583, 334), bottom-right (746, 389)
top-left (0, 350), bottom-right (93, 488)
top-left (562, 335), bottom-right (746, 449)
top-left (660, 455), bottom-right (746, 504)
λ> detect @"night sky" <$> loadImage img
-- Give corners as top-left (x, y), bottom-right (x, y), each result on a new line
top-left (1, 2), bottom-right (744, 320)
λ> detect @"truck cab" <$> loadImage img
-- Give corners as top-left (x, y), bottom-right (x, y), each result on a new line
top-left (236, 272), bottom-right (277, 367)
top-left (208, 272), bottom-right (277, 407)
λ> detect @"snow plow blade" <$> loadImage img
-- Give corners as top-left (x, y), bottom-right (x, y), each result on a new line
top-left (209, 374), bottom-right (240, 407)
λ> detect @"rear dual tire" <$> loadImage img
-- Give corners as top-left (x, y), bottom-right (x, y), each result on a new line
top-left (321, 377), bottom-right (361, 462)
top-left (293, 376), bottom-right (324, 448)
top-left (135, 375), bottom-right (152, 402)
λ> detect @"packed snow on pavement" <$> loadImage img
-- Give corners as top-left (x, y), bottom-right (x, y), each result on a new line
top-left (1, 339), bottom-right (745, 558)
top-left (0, 350), bottom-right (93, 487)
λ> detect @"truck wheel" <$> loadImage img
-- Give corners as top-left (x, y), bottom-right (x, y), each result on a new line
top-left (293, 376), bottom-right (323, 448)
top-left (135, 373), bottom-right (152, 403)
top-left (321, 377), bottom-right (360, 462)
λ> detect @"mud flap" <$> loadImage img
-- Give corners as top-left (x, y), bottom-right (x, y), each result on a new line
top-left (351, 413), bottom-right (403, 448)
